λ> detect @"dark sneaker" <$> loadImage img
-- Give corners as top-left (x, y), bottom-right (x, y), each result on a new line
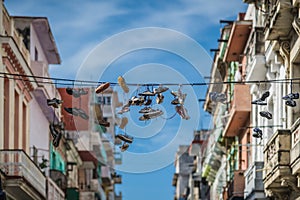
top-left (282, 92), bottom-right (299, 100)
top-left (49, 124), bottom-right (58, 138)
top-left (260, 91), bottom-right (270, 101)
top-left (156, 93), bottom-right (164, 104)
top-left (64, 107), bottom-right (80, 116)
top-left (120, 143), bottom-right (129, 152)
top-left (47, 98), bottom-right (63, 108)
top-left (252, 128), bottom-right (262, 139)
top-left (171, 98), bottom-right (180, 105)
top-left (138, 90), bottom-right (155, 96)
top-left (66, 87), bottom-right (73, 95)
top-left (154, 86), bottom-right (169, 94)
top-left (286, 99), bottom-right (297, 107)
top-left (116, 134), bottom-right (133, 143)
top-left (95, 82), bottom-right (110, 93)
top-left (259, 111), bottom-right (272, 119)
top-left (139, 115), bottom-right (150, 121)
top-left (139, 107), bottom-right (154, 114)
top-left (144, 98), bottom-right (152, 106)
top-left (251, 99), bottom-right (267, 105)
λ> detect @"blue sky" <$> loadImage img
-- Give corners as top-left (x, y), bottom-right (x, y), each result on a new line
top-left (6, 1), bottom-right (247, 199)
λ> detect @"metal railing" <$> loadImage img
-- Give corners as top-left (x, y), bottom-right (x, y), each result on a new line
top-left (0, 150), bottom-right (46, 197)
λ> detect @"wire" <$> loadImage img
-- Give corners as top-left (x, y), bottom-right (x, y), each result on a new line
top-left (0, 71), bottom-right (300, 87)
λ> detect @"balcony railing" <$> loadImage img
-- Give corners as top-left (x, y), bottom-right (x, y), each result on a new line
top-left (0, 150), bottom-right (46, 197)
top-left (263, 129), bottom-right (292, 190)
top-left (50, 169), bottom-right (67, 192)
top-left (244, 162), bottom-right (265, 199)
top-left (290, 118), bottom-right (300, 176)
top-left (47, 177), bottom-right (65, 200)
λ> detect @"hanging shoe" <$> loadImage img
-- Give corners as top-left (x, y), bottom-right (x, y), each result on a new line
top-left (144, 98), bottom-right (152, 106)
top-left (252, 128), bottom-right (263, 139)
top-left (64, 107), bottom-right (80, 116)
top-left (251, 99), bottom-right (267, 105)
top-left (95, 82), bottom-right (110, 93)
top-left (259, 111), bottom-right (272, 120)
top-left (139, 107), bottom-right (155, 114)
top-left (49, 124), bottom-right (58, 138)
top-left (47, 98), bottom-right (63, 108)
top-left (116, 134), bottom-right (133, 143)
top-left (156, 93), bottom-right (164, 104)
top-left (285, 99), bottom-right (297, 107)
top-left (171, 90), bottom-right (178, 97)
top-left (282, 92), bottom-right (299, 100)
top-left (66, 87), bottom-right (73, 96)
top-left (260, 91), bottom-right (270, 101)
top-left (95, 118), bottom-right (110, 127)
top-left (143, 109), bottom-right (163, 119)
top-left (120, 143), bottom-right (129, 152)
top-left (138, 90), bottom-right (155, 96)
top-left (176, 105), bottom-right (190, 120)
top-left (154, 86), bottom-right (169, 94)
top-left (117, 106), bottom-right (130, 114)
top-left (118, 76), bottom-right (129, 93)
top-left (139, 115), bottom-right (150, 121)
top-left (171, 98), bottom-right (180, 105)
top-left (178, 93), bottom-right (187, 105)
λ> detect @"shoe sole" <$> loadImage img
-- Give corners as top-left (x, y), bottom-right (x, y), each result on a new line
top-left (95, 82), bottom-right (110, 93)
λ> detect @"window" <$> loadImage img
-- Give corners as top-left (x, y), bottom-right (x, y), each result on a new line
top-left (97, 96), bottom-right (111, 105)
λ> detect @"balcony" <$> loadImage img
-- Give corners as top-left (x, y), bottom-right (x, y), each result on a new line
top-left (244, 162), bottom-right (265, 200)
top-left (101, 166), bottom-right (112, 186)
top-left (223, 84), bottom-right (251, 137)
top-left (227, 170), bottom-right (245, 199)
top-left (50, 169), bottom-right (67, 192)
top-left (263, 129), bottom-right (293, 191)
top-left (290, 118), bottom-right (300, 175)
top-left (47, 177), bottom-right (65, 200)
top-left (223, 20), bottom-right (252, 62)
top-left (0, 150), bottom-right (46, 199)
top-left (264, 0), bottom-right (293, 40)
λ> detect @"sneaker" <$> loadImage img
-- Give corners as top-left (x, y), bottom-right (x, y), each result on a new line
top-left (171, 98), bottom-right (180, 105)
top-left (66, 87), bottom-right (74, 96)
top-left (171, 90), bottom-right (178, 97)
top-left (260, 91), bottom-right (270, 101)
top-left (251, 99), bottom-right (267, 105)
top-left (95, 118), bottom-right (110, 127)
top-left (259, 111), bottom-right (272, 119)
top-left (120, 143), bottom-right (129, 152)
top-left (95, 82), bottom-right (110, 93)
top-left (156, 93), bottom-right (164, 104)
top-left (119, 117), bottom-right (128, 129)
top-left (286, 99), bottom-right (297, 107)
top-left (49, 124), bottom-right (58, 138)
top-left (252, 128), bottom-right (262, 139)
top-left (138, 90), bottom-right (155, 96)
top-left (176, 105), bottom-right (190, 120)
top-left (64, 107), bottom-right (80, 116)
top-left (144, 98), bottom-right (152, 106)
top-left (118, 76), bottom-right (129, 93)
top-left (118, 106), bottom-right (130, 114)
top-left (47, 98), bottom-right (63, 108)
top-left (116, 134), bottom-right (133, 143)
top-left (139, 107), bottom-right (155, 114)
top-left (282, 92), bottom-right (299, 100)
top-left (178, 93), bottom-right (187, 105)
top-left (210, 92), bottom-right (226, 103)
top-left (154, 86), bottom-right (169, 94)
top-left (139, 115), bottom-right (150, 121)
top-left (78, 88), bottom-right (88, 96)
top-left (143, 109), bottom-right (163, 119)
